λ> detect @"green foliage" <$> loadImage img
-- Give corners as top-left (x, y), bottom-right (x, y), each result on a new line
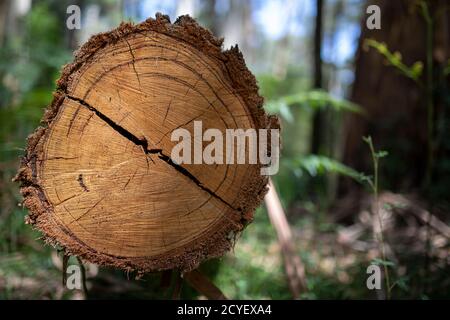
top-left (444, 59), bottom-right (450, 77)
top-left (206, 208), bottom-right (291, 299)
top-left (363, 136), bottom-right (393, 299)
top-left (265, 90), bottom-right (363, 123)
top-left (0, 1), bottom-right (71, 299)
top-left (370, 258), bottom-right (395, 267)
top-left (287, 155), bottom-right (362, 182)
top-left (364, 39), bottom-right (423, 83)
top-left (0, 2), bottom-right (70, 107)
top-left (362, 136), bottom-right (389, 191)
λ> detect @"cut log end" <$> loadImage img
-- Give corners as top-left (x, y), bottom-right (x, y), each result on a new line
top-left (15, 14), bottom-right (279, 273)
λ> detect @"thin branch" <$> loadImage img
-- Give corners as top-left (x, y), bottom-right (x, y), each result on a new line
top-left (264, 178), bottom-right (306, 299)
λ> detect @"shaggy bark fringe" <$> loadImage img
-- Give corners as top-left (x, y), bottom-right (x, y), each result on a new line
top-left (14, 13), bottom-right (279, 273)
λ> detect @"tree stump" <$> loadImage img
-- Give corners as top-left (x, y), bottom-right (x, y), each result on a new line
top-left (15, 14), bottom-right (278, 272)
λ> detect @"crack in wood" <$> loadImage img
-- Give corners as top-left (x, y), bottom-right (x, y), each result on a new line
top-left (125, 38), bottom-right (142, 90)
top-left (72, 195), bottom-right (106, 223)
top-left (77, 174), bottom-right (89, 192)
top-left (162, 99), bottom-right (172, 126)
top-left (66, 95), bottom-right (236, 211)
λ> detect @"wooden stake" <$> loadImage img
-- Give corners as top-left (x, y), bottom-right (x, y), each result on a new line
top-left (265, 179), bottom-right (306, 299)
top-left (184, 269), bottom-right (227, 300)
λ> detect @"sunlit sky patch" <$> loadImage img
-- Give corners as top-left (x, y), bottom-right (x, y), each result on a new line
top-left (252, 0), bottom-right (314, 39)
top-left (136, 0), bottom-right (360, 74)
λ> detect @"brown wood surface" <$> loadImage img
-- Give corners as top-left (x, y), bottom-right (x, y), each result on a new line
top-left (15, 14), bottom-right (278, 273)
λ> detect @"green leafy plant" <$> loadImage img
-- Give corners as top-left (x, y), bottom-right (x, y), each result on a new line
top-left (363, 39), bottom-right (423, 83)
top-left (287, 155), bottom-right (363, 181)
top-left (363, 136), bottom-right (392, 300)
top-left (265, 90), bottom-right (363, 123)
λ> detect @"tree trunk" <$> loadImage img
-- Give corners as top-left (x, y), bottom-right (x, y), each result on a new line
top-left (342, 0), bottom-right (450, 192)
top-left (311, 0), bottom-right (324, 155)
top-left (15, 14), bottom-right (278, 273)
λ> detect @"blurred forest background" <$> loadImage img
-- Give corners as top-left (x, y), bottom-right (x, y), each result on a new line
top-left (0, 0), bottom-right (449, 299)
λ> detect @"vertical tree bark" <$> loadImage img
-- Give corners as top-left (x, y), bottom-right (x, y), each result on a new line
top-left (341, 0), bottom-right (450, 192)
top-left (0, 0), bottom-right (11, 47)
top-left (311, 0), bottom-right (324, 155)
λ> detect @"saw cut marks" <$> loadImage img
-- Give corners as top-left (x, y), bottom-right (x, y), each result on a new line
top-left (15, 14), bottom-right (278, 272)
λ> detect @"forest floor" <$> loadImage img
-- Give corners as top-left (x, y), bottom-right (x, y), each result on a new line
top-left (1, 190), bottom-right (448, 299)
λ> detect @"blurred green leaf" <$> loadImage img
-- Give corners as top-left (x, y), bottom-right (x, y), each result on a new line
top-left (264, 90), bottom-right (363, 122)
top-left (444, 59), bottom-right (450, 76)
top-left (287, 155), bottom-right (367, 183)
top-left (265, 100), bottom-right (294, 123)
top-left (375, 151), bottom-right (389, 158)
top-left (364, 39), bottom-right (423, 83)
top-left (282, 90), bottom-right (363, 113)
top-left (371, 258), bottom-right (396, 267)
